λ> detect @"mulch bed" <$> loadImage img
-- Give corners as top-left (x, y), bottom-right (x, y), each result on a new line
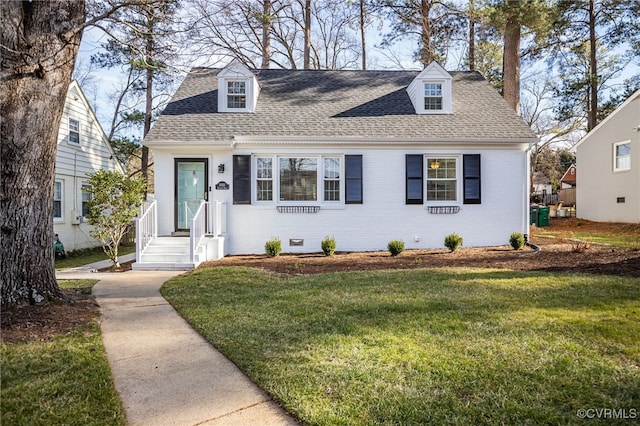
top-left (208, 236), bottom-right (640, 278)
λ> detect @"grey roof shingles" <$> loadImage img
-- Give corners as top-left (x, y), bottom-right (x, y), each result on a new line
top-left (144, 68), bottom-right (537, 144)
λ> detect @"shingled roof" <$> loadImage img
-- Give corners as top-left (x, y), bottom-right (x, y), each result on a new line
top-left (144, 67), bottom-right (537, 145)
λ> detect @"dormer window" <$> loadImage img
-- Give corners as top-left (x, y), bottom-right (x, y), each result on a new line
top-left (424, 83), bottom-right (443, 110)
top-left (407, 62), bottom-right (452, 115)
top-left (217, 59), bottom-right (260, 113)
top-left (227, 81), bottom-right (247, 109)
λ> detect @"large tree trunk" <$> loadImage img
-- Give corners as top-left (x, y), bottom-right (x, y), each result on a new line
top-left (262, 0), bottom-right (271, 68)
top-left (587, 0), bottom-right (597, 131)
top-left (1, 0), bottom-right (85, 307)
top-left (420, 0), bottom-right (434, 66)
top-left (502, 14), bottom-right (521, 113)
top-left (303, 0), bottom-right (311, 69)
top-left (360, 0), bottom-right (367, 71)
top-left (142, 24), bottom-right (153, 195)
top-left (468, 0), bottom-right (475, 71)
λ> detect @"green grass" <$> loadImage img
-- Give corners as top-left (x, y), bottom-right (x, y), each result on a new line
top-left (1, 280), bottom-right (125, 426)
top-left (162, 267), bottom-right (640, 425)
top-left (54, 245), bottom-right (135, 270)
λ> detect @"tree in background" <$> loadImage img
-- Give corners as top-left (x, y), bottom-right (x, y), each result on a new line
top-left (378, 0), bottom-right (467, 67)
top-left (546, 0), bottom-right (639, 131)
top-left (86, 170), bottom-right (146, 268)
top-left (91, 0), bottom-right (182, 189)
top-left (189, 0), bottom-right (362, 70)
top-left (480, 0), bottom-right (553, 113)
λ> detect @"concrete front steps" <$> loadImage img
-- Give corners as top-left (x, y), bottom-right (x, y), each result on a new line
top-left (133, 236), bottom-right (225, 271)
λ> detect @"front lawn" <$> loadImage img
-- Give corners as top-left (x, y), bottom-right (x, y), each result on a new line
top-left (54, 245), bottom-right (135, 270)
top-left (162, 267), bottom-right (640, 425)
top-left (1, 280), bottom-right (125, 426)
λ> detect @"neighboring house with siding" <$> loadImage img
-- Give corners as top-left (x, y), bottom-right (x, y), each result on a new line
top-left (136, 60), bottom-right (537, 270)
top-left (560, 164), bottom-right (576, 189)
top-left (54, 80), bottom-right (125, 251)
top-left (575, 90), bottom-right (640, 223)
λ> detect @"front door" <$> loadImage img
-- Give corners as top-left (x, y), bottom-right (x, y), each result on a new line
top-left (175, 159), bottom-right (208, 231)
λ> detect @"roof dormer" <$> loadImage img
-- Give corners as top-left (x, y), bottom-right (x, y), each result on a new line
top-left (407, 62), bottom-right (452, 115)
top-left (217, 59), bottom-right (260, 113)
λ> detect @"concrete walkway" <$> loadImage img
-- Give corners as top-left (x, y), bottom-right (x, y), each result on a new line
top-left (58, 267), bottom-right (297, 426)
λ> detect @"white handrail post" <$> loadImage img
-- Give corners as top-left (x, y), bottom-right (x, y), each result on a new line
top-left (135, 217), bottom-right (141, 263)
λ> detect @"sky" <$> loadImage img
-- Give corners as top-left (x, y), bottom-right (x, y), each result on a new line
top-left (74, 15), bottom-right (639, 145)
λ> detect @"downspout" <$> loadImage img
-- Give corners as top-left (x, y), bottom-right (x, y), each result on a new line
top-left (524, 140), bottom-right (533, 243)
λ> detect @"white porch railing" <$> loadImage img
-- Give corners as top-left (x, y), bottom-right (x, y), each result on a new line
top-left (210, 200), bottom-right (226, 237)
top-left (135, 200), bottom-right (157, 263)
top-left (190, 201), bottom-right (209, 264)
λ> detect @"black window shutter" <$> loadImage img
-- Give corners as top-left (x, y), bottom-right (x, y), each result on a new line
top-left (233, 155), bottom-right (251, 204)
top-left (463, 154), bottom-right (481, 204)
top-left (345, 155), bottom-right (363, 204)
top-left (406, 154), bottom-right (423, 204)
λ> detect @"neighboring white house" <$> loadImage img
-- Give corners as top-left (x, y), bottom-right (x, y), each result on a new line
top-left (137, 60), bottom-right (537, 270)
top-left (575, 90), bottom-right (640, 223)
top-left (53, 80), bottom-right (125, 251)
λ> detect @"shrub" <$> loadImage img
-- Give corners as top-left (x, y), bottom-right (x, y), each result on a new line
top-left (265, 237), bottom-right (282, 257)
top-left (444, 233), bottom-right (463, 252)
top-left (387, 240), bottom-right (405, 256)
top-left (321, 236), bottom-right (337, 256)
top-left (509, 232), bottom-right (525, 250)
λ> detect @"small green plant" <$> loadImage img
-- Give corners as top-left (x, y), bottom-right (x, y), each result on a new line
top-left (265, 237), bottom-right (282, 257)
top-left (509, 232), bottom-right (525, 250)
top-left (387, 239), bottom-right (405, 256)
top-left (444, 233), bottom-right (463, 252)
top-left (414, 257), bottom-right (423, 265)
top-left (321, 236), bottom-right (337, 256)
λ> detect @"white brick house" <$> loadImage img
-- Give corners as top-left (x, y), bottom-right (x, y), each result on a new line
top-left (136, 61), bottom-right (537, 270)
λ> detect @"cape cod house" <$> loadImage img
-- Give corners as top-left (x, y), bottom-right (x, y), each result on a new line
top-left (575, 89), bottom-right (640, 223)
top-left (54, 80), bottom-right (125, 251)
top-left (135, 60), bottom-right (537, 270)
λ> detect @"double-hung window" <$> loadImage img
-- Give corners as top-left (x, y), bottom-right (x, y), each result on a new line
top-left (256, 157), bottom-right (273, 201)
top-left (81, 184), bottom-right (92, 217)
top-left (323, 157), bottom-right (341, 201)
top-left (614, 141), bottom-right (631, 171)
top-left (424, 83), bottom-right (443, 111)
top-left (426, 157), bottom-right (457, 202)
top-left (69, 118), bottom-right (80, 144)
top-left (227, 81), bottom-right (246, 109)
top-left (53, 180), bottom-right (63, 220)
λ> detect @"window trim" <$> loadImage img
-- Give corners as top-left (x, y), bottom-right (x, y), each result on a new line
top-left (53, 179), bottom-right (63, 221)
top-left (68, 117), bottom-right (80, 145)
top-left (81, 183), bottom-right (92, 219)
top-left (425, 155), bottom-right (461, 204)
top-left (613, 140), bottom-right (631, 172)
top-left (252, 155), bottom-right (345, 206)
top-left (226, 80), bottom-right (247, 110)
top-left (423, 82), bottom-right (444, 112)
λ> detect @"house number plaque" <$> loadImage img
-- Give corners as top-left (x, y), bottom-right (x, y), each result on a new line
top-left (215, 181), bottom-right (229, 190)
